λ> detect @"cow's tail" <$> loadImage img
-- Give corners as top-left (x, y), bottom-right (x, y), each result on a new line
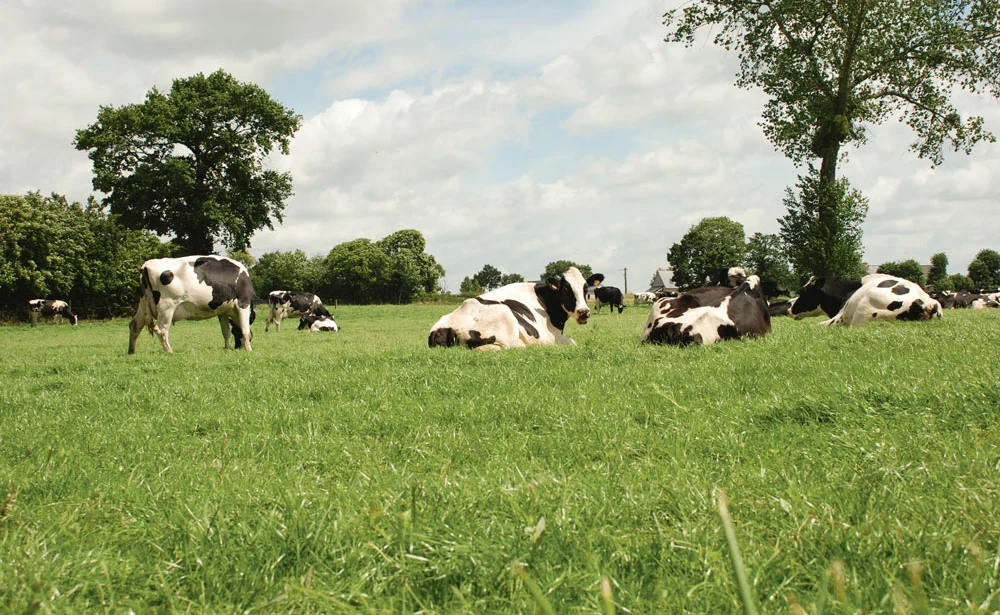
top-left (136, 266), bottom-right (159, 335)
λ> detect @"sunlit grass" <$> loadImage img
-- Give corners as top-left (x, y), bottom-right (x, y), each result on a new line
top-left (1, 306), bottom-right (999, 613)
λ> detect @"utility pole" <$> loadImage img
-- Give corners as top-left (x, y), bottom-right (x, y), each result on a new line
top-left (622, 267), bottom-right (628, 294)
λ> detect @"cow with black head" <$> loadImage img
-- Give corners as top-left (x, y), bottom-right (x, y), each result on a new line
top-left (429, 267), bottom-right (591, 349)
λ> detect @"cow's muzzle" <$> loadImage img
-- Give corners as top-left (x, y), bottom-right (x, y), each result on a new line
top-left (575, 307), bottom-right (591, 324)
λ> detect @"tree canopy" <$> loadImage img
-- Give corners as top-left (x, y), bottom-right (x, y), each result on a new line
top-left (74, 70), bottom-right (302, 254)
top-left (472, 264), bottom-right (503, 291)
top-left (325, 230), bottom-right (444, 304)
top-left (666, 0), bottom-right (1000, 274)
top-left (541, 261), bottom-right (593, 281)
top-left (667, 217), bottom-right (746, 290)
top-left (967, 248), bottom-right (1000, 289)
top-left (745, 232), bottom-right (796, 290)
top-left (877, 259), bottom-right (926, 284)
top-left (927, 252), bottom-right (949, 290)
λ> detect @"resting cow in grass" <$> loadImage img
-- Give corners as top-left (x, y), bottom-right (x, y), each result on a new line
top-left (128, 255), bottom-right (257, 354)
top-left (266, 290), bottom-right (332, 331)
top-left (641, 275), bottom-right (771, 345)
top-left (819, 275), bottom-right (942, 326)
top-left (429, 267), bottom-right (591, 350)
top-left (299, 312), bottom-right (340, 332)
top-left (28, 299), bottom-right (78, 326)
top-left (633, 291), bottom-right (657, 306)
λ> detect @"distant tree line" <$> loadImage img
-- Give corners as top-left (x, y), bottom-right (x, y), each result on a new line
top-left (668, 215), bottom-right (999, 294)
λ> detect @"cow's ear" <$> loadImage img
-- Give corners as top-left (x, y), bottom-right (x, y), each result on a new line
top-left (547, 275), bottom-right (562, 290)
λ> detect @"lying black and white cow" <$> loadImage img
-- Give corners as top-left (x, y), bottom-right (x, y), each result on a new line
top-left (28, 299), bottom-right (78, 326)
top-left (266, 290), bottom-right (332, 331)
top-left (429, 267), bottom-right (591, 350)
top-left (128, 255), bottom-right (257, 354)
top-left (791, 275), bottom-right (941, 326)
top-left (788, 277), bottom-right (865, 319)
top-left (641, 275), bottom-right (770, 345)
top-left (299, 312), bottom-right (340, 332)
top-left (633, 291), bottom-right (657, 306)
top-left (712, 266), bottom-right (747, 287)
top-left (586, 273), bottom-right (625, 314)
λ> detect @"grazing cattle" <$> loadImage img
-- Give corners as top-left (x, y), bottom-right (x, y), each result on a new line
top-left (266, 290), bottom-right (332, 331)
top-left (586, 273), bottom-right (625, 314)
top-left (28, 299), bottom-right (78, 326)
top-left (429, 267), bottom-right (591, 350)
top-left (789, 277), bottom-right (865, 319)
top-left (818, 275), bottom-right (942, 326)
top-left (634, 291), bottom-right (657, 306)
top-left (768, 299), bottom-right (792, 317)
top-left (299, 312), bottom-right (340, 332)
top-left (641, 275), bottom-right (771, 345)
top-left (128, 255), bottom-right (256, 354)
top-left (951, 290), bottom-right (985, 309)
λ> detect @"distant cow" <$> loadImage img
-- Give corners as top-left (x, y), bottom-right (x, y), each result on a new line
top-left (634, 291), bottom-right (657, 306)
top-left (266, 290), bottom-right (331, 331)
top-left (28, 299), bottom-right (78, 326)
top-left (128, 255), bottom-right (256, 354)
top-left (586, 273), bottom-right (625, 314)
top-left (299, 312), bottom-right (340, 332)
top-left (429, 267), bottom-right (591, 350)
top-left (641, 275), bottom-right (771, 345)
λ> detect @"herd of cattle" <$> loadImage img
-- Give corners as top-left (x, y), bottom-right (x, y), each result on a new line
top-left (23, 255), bottom-right (1000, 352)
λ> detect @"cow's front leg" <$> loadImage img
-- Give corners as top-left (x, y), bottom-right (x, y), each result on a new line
top-left (218, 316), bottom-right (233, 349)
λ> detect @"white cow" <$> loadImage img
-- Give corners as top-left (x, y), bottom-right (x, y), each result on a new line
top-left (128, 255), bottom-right (257, 354)
top-left (429, 267), bottom-right (591, 350)
top-left (820, 275), bottom-right (942, 326)
top-left (633, 292), bottom-right (657, 306)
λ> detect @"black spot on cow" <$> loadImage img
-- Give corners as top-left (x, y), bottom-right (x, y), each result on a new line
top-left (896, 299), bottom-right (928, 321)
top-left (475, 297), bottom-right (541, 338)
top-left (717, 324), bottom-right (740, 340)
top-left (159, 270), bottom-right (175, 286)
top-left (886, 300), bottom-right (903, 311)
top-left (877, 279), bottom-right (896, 288)
top-left (429, 327), bottom-right (458, 347)
top-left (465, 330), bottom-right (497, 349)
top-left (533, 277), bottom-right (573, 332)
top-left (891, 284), bottom-right (910, 295)
top-left (194, 256), bottom-right (255, 310)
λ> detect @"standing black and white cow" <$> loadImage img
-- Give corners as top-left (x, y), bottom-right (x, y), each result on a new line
top-left (641, 275), bottom-right (771, 345)
top-left (429, 267), bottom-right (591, 349)
top-left (28, 299), bottom-right (78, 326)
top-left (128, 255), bottom-right (257, 354)
top-left (266, 290), bottom-right (332, 331)
top-left (586, 273), bottom-right (625, 314)
top-left (790, 275), bottom-right (941, 325)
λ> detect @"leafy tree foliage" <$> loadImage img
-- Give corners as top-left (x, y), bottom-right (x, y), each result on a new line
top-left (744, 232), bottom-right (795, 290)
top-left (500, 273), bottom-right (525, 286)
top-left (472, 264), bottom-right (503, 291)
top-left (667, 217), bottom-right (746, 291)
top-left (876, 259), bottom-right (926, 285)
top-left (325, 230), bottom-right (444, 304)
top-left (967, 249), bottom-right (1000, 289)
top-left (459, 277), bottom-right (482, 296)
top-left (665, 0), bottom-right (1000, 273)
top-left (779, 169), bottom-right (868, 279)
top-left (927, 252), bottom-right (949, 290)
top-left (251, 250), bottom-right (322, 296)
top-left (948, 273), bottom-right (976, 291)
top-left (541, 261), bottom-right (593, 281)
top-left (0, 192), bottom-right (169, 319)
top-left (74, 70), bottom-right (302, 254)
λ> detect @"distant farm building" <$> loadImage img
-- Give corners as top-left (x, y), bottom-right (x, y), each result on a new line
top-left (647, 268), bottom-right (678, 294)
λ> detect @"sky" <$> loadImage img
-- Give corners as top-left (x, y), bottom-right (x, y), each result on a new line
top-left (2, 0), bottom-right (999, 293)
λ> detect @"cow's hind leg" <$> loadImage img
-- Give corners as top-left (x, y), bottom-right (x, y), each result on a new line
top-left (219, 316), bottom-right (234, 350)
top-left (235, 310), bottom-right (253, 352)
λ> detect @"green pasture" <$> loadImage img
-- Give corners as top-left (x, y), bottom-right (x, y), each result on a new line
top-left (2, 305), bottom-right (999, 613)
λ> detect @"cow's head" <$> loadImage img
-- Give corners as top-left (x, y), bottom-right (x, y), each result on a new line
top-left (789, 276), bottom-right (827, 319)
top-left (712, 267), bottom-right (747, 287)
top-left (553, 267), bottom-right (591, 324)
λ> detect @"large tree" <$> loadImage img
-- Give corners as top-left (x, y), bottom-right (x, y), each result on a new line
top-left (667, 216), bottom-right (746, 291)
top-left (967, 248), bottom-right (1000, 289)
top-left (472, 264), bottom-right (503, 291)
top-left (666, 0), bottom-right (1000, 271)
top-left (876, 259), bottom-right (926, 284)
top-left (74, 70), bottom-right (302, 254)
top-left (744, 232), bottom-right (795, 290)
top-left (927, 252), bottom-right (949, 290)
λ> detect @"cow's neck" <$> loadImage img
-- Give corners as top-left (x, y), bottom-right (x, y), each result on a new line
top-left (534, 283), bottom-right (569, 331)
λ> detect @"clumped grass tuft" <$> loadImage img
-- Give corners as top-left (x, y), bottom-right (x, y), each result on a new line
top-left (1, 307), bottom-right (999, 612)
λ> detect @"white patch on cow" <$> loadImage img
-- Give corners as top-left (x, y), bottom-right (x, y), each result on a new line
top-left (634, 291), bottom-right (657, 306)
top-left (308, 316), bottom-right (340, 331)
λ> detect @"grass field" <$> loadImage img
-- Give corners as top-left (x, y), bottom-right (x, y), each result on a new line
top-left (2, 304), bottom-right (999, 613)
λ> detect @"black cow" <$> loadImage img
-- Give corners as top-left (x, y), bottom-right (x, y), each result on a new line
top-left (641, 275), bottom-right (771, 345)
top-left (28, 299), bottom-right (78, 326)
top-left (128, 255), bottom-right (256, 354)
top-left (585, 273), bottom-right (625, 314)
top-left (266, 291), bottom-right (332, 331)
